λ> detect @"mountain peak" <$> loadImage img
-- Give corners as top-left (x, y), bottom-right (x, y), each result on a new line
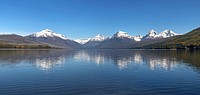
top-left (161, 30), bottom-right (175, 34)
top-left (148, 29), bottom-right (157, 36)
top-left (31, 29), bottom-right (67, 40)
top-left (74, 34), bottom-right (106, 44)
top-left (112, 30), bottom-right (131, 38)
top-left (90, 34), bottom-right (106, 41)
top-left (158, 30), bottom-right (179, 38)
top-left (43, 29), bottom-right (54, 33)
top-left (143, 29), bottom-right (158, 39)
top-left (95, 34), bottom-right (103, 38)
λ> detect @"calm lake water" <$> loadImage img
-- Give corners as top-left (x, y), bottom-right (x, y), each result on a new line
top-left (0, 49), bottom-right (200, 95)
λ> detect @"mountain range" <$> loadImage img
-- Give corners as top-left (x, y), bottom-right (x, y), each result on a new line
top-left (0, 27), bottom-right (199, 49)
top-left (75, 30), bottom-right (179, 48)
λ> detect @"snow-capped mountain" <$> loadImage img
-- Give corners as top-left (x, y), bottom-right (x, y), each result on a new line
top-left (74, 34), bottom-right (106, 45)
top-left (143, 29), bottom-right (179, 39)
top-left (90, 34), bottom-right (106, 41)
top-left (158, 30), bottom-right (179, 38)
top-left (97, 31), bottom-right (137, 49)
top-left (26, 29), bottom-right (80, 49)
top-left (111, 31), bottom-right (143, 42)
top-left (30, 29), bottom-right (67, 40)
top-left (112, 31), bottom-right (132, 39)
top-left (81, 34), bottom-right (107, 48)
top-left (143, 29), bottom-right (158, 39)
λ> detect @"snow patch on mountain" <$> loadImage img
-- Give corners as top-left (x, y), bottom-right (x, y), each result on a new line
top-left (74, 38), bottom-right (91, 44)
top-left (132, 35), bottom-right (143, 41)
top-left (89, 34), bottom-right (106, 41)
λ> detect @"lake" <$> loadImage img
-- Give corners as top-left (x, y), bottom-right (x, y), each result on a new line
top-left (0, 49), bottom-right (200, 95)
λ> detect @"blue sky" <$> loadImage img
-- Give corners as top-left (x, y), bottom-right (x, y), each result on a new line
top-left (0, 0), bottom-right (200, 39)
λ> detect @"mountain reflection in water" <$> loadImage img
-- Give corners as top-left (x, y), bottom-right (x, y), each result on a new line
top-left (0, 49), bottom-right (199, 71)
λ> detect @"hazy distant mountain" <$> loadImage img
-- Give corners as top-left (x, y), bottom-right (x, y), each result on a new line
top-left (26, 29), bottom-right (80, 49)
top-left (131, 27), bottom-right (200, 49)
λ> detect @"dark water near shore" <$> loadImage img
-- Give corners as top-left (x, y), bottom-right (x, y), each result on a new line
top-left (0, 49), bottom-right (200, 95)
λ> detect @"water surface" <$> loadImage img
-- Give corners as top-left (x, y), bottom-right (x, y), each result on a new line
top-left (0, 49), bottom-right (200, 95)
